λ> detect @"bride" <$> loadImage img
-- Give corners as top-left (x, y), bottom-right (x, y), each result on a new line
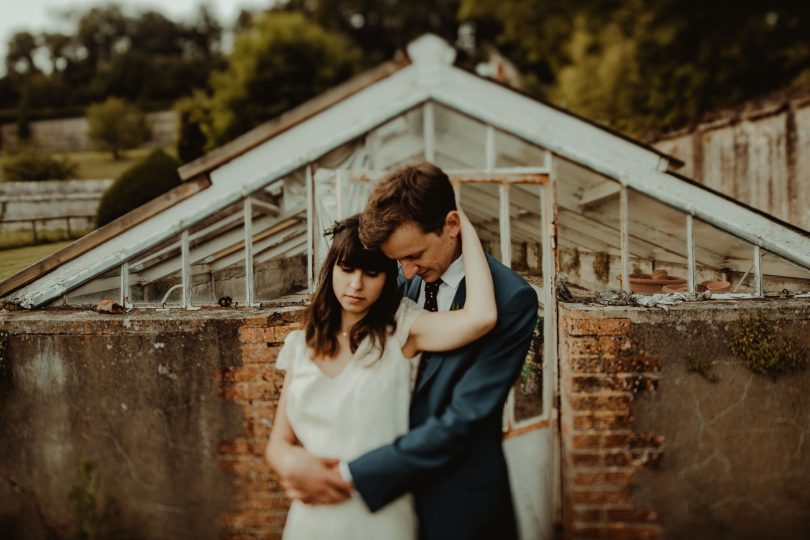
top-left (265, 208), bottom-right (495, 539)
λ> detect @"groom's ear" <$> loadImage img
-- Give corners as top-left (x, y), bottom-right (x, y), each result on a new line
top-left (444, 210), bottom-right (461, 238)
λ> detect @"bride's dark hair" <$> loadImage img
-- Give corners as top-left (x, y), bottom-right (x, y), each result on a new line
top-left (305, 214), bottom-right (401, 359)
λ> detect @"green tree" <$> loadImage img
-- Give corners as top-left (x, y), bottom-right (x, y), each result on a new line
top-left (5, 31), bottom-right (40, 75)
top-left (1, 147), bottom-right (77, 181)
top-left (86, 97), bottom-right (150, 160)
top-left (460, 0), bottom-right (810, 135)
top-left (282, 0), bottom-right (462, 65)
top-left (2, 5), bottom-right (225, 113)
top-left (96, 149), bottom-right (181, 226)
top-left (174, 91), bottom-right (212, 162)
top-left (200, 11), bottom-right (362, 148)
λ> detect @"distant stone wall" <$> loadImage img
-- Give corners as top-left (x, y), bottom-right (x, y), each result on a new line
top-left (0, 179), bottom-right (111, 248)
top-left (558, 299), bottom-right (810, 539)
top-left (0, 110), bottom-right (177, 152)
top-left (653, 97), bottom-right (810, 231)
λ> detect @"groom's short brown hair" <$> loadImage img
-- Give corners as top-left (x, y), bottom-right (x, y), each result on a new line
top-left (359, 162), bottom-right (457, 249)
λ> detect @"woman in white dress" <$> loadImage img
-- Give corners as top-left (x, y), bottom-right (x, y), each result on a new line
top-left (265, 208), bottom-right (495, 540)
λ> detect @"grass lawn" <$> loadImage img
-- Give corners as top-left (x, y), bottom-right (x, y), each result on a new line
top-left (0, 241), bottom-right (72, 281)
top-left (0, 146), bottom-right (177, 181)
top-left (59, 148), bottom-right (174, 179)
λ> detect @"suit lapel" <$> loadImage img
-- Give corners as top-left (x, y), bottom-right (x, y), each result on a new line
top-left (415, 277), bottom-right (467, 396)
top-left (406, 276), bottom-right (422, 302)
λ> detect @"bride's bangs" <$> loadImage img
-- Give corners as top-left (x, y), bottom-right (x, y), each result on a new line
top-left (334, 231), bottom-right (394, 275)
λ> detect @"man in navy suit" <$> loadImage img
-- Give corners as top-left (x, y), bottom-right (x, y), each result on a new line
top-left (277, 163), bottom-right (537, 539)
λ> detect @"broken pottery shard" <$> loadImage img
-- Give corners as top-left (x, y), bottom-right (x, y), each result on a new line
top-left (96, 299), bottom-right (125, 314)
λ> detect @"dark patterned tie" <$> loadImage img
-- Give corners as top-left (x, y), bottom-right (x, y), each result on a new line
top-left (415, 280), bottom-right (441, 388)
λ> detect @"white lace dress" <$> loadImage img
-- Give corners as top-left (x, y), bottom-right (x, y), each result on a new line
top-left (275, 298), bottom-right (423, 540)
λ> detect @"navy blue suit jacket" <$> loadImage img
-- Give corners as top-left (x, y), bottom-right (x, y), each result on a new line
top-left (348, 256), bottom-right (538, 540)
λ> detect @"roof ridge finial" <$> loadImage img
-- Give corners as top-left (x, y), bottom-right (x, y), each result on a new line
top-left (406, 34), bottom-right (456, 68)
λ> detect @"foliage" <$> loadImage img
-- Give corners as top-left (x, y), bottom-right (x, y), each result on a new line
top-left (686, 354), bottom-right (719, 383)
top-left (86, 98), bottom-right (150, 160)
top-left (1, 5), bottom-right (224, 111)
top-left (281, 0), bottom-right (463, 66)
top-left (727, 315), bottom-right (808, 377)
top-left (96, 149), bottom-right (181, 226)
top-left (174, 91), bottom-right (212, 163)
top-left (1, 147), bottom-right (77, 181)
top-left (192, 11), bottom-right (362, 149)
top-left (460, 0), bottom-right (810, 135)
top-left (69, 459), bottom-right (116, 540)
top-left (519, 317), bottom-right (543, 395)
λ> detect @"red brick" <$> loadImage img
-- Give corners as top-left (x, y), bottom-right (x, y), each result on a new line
top-left (597, 335), bottom-right (633, 355)
top-left (243, 417), bottom-right (271, 439)
top-left (568, 394), bottom-right (632, 413)
top-left (218, 438), bottom-right (252, 456)
top-left (572, 434), bottom-right (633, 450)
top-left (571, 434), bottom-right (601, 450)
top-left (271, 324), bottom-right (299, 343)
top-left (568, 355), bottom-right (604, 372)
top-left (221, 382), bottom-right (276, 401)
top-left (570, 490), bottom-right (633, 505)
top-left (571, 508), bottom-right (603, 523)
top-left (604, 354), bottom-right (663, 374)
top-left (573, 471), bottom-right (606, 486)
top-left (572, 525), bottom-right (662, 540)
top-left (570, 375), bottom-right (607, 392)
top-left (218, 457), bottom-right (273, 476)
top-left (221, 364), bottom-right (276, 383)
top-left (604, 470), bottom-right (634, 486)
top-left (604, 508), bottom-right (660, 522)
top-left (630, 448), bottom-right (663, 467)
top-left (572, 413), bottom-right (633, 431)
top-left (627, 433), bottom-right (665, 448)
top-left (218, 509), bottom-right (284, 528)
top-left (603, 451), bottom-right (632, 467)
top-left (571, 452), bottom-right (601, 466)
top-left (242, 315), bottom-right (271, 327)
top-left (621, 374), bottom-right (659, 393)
top-left (238, 327), bottom-right (266, 343)
top-left (568, 336), bottom-right (601, 356)
top-left (242, 342), bottom-right (273, 364)
top-left (566, 318), bottom-right (631, 337)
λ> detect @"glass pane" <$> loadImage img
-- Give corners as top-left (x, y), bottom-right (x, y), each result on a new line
top-left (692, 218), bottom-right (754, 294)
top-left (762, 250), bottom-right (810, 295)
top-left (65, 267), bottom-right (120, 306)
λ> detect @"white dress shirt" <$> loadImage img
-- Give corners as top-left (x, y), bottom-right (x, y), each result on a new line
top-left (417, 255), bottom-right (465, 312)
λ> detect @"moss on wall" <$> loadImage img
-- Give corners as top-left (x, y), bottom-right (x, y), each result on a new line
top-left (726, 314), bottom-right (808, 377)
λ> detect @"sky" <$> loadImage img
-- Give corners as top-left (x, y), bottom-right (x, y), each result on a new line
top-left (0, 0), bottom-right (271, 70)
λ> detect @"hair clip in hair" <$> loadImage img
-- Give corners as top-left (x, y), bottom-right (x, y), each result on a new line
top-left (323, 220), bottom-right (346, 238)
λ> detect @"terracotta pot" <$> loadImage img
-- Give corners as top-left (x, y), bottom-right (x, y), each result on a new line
top-left (661, 283), bottom-right (689, 293)
top-left (617, 275), bottom-right (687, 294)
top-left (704, 280), bottom-right (731, 292)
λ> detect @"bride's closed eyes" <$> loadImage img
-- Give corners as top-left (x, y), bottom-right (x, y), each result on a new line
top-left (338, 265), bottom-right (380, 278)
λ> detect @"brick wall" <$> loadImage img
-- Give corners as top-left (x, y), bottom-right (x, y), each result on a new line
top-left (559, 310), bottom-right (664, 539)
top-left (217, 309), bottom-right (303, 540)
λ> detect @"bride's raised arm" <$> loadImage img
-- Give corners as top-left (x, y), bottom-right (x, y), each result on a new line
top-left (402, 208), bottom-right (497, 357)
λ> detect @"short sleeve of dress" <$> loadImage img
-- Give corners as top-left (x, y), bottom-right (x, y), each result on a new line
top-left (393, 297), bottom-right (425, 347)
top-left (275, 329), bottom-right (302, 372)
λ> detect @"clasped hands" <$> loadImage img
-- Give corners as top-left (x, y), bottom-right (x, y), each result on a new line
top-left (275, 446), bottom-right (353, 504)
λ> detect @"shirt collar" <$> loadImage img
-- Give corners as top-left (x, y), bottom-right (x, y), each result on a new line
top-left (439, 255), bottom-right (465, 289)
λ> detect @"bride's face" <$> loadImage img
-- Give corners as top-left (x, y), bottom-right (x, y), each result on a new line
top-left (332, 263), bottom-right (387, 316)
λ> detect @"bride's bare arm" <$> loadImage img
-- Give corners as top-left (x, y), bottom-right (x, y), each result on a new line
top-left (403, 208), bottom-right (496, 357)
top-left (265, 376), bottom-right (352, 503)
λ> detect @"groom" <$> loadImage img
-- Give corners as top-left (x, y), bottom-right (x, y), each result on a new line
top-left (278, 163), bottom-right (538, 539)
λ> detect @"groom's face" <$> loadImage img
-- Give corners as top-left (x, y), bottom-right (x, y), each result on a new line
top-left (380, 213), bottom-right (460, 283)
